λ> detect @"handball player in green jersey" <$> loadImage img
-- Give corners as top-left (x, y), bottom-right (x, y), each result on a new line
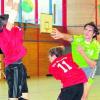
top-left (50, 22), bottom-right (100, 100)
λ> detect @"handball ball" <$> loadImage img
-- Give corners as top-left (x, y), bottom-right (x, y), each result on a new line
top-left (21, 0), bottom-right (33, 13)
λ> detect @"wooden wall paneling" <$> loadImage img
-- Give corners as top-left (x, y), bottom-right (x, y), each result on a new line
top-left (23, 41), bottom-right (62, 77)
top-left (39, 42), bottom-right (62, 76)
top-left (24, 27), bottom-right (38, 40)
top-left (24, 29), bottom-right (37, 40)
top-left (0, 54), bottom-right (5, 79)
top-left (23, 42), bottom-right (38, 76)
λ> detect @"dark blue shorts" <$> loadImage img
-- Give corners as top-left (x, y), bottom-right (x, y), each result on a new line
top-left (57, 83), bottom-right (83, 100)
top-left (5, 62), bottom-right (28, 98)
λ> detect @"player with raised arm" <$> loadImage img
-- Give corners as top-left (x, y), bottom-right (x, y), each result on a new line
top-left (50, 22), bottom-right (100, 100)
top-left (0, 0), bottom-right (28, 100)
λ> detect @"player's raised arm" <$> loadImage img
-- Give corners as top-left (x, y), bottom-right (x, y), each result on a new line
top-left (50, 28), bottom-right (73, 42)
top-left (6, 0), bottom-right (20, 30)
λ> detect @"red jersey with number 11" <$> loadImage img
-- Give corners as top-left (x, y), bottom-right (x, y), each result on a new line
top-left (49, 53), bottom-right (87, 88)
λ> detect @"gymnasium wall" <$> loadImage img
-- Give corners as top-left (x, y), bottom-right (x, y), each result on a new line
top-left (67, 0), bottom-right (96, 33)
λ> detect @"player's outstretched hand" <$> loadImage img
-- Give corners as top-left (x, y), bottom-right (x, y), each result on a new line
top-left (50, 28), bottom-right (65, 39)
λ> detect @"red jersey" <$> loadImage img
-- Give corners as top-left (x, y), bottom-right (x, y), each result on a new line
top-left (49, 53), bottom-right (87, 88)
top-left (0, 26), bottom-right (26, 66)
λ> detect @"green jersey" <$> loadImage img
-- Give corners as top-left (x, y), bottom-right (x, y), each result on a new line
top-left (71, 35), bottom-right (100, 68)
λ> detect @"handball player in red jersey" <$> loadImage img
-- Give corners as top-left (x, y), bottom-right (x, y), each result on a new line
top-left (48, 46), bottom-right (87, 100)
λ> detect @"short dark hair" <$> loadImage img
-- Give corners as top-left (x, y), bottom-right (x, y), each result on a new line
top-left (0, 18), bottom-right (3, 27)
top-left (0, 14), bottom-right (9, 20)
top-left (84, 22), bottom-right (99, 38)
top-left (0, 14), bottom-right (9, 27)
top-left (49, 46), bottom-right (65, 57)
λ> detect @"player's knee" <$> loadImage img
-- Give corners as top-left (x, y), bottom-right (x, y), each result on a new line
top-left (81, 93), bottom-right (88, 100)
top-left (88, 78), bottom-right (94, 85)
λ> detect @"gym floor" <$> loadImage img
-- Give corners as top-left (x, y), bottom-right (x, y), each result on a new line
top-left (0, 75), bottom-right (100, 100)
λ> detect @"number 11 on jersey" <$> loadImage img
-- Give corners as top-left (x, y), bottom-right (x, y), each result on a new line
top-left (57, 61), bottom-right (72, 73)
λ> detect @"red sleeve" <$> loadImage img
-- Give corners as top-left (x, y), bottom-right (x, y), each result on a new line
top-left (11, 26), bottom-right (24, 43)
top-left (49, 64), bottom-right (61, 80)
top-left (11, 26), bottom-right (23, 36)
